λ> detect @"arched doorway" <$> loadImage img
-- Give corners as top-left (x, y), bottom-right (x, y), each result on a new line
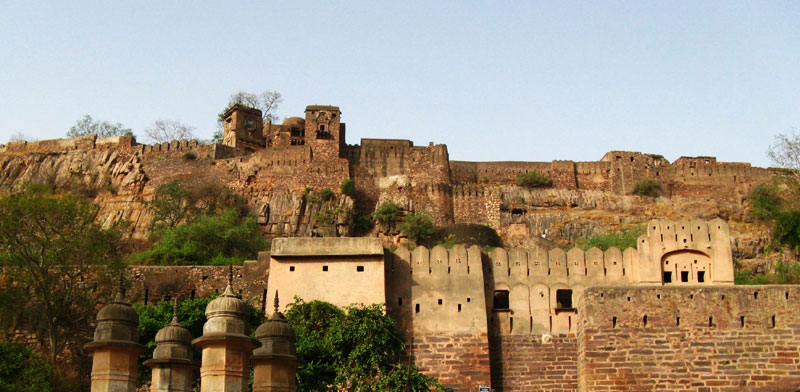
top-left (661, 250), bottom-right (711, 285)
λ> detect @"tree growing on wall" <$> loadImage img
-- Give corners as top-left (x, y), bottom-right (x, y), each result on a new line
top-left (398, 213), bottom-right (437, 246)
top-left (516, 171), bottom-right (553, 188)
top-left (67, 114), bottom-right (133, 138)
top-left (372, 202), bottom-right (401, 231)
top-left (0, 186), bottom-right (125, 364)
top-left (286, 299), bottom-right (442, 391)
top-left (143, 119), bottom-right (196, 144)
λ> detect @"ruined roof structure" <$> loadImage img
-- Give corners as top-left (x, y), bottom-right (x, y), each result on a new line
top-left (4, 104), bottom-right (800, 391)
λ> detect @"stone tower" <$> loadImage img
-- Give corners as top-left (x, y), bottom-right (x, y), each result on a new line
top-left (84, 291), bottom-right (145, 392)
top-left (192, 275), bottom-right (256, 392)
top-left (304, 105), bottom-right (344, 160)
top-left (252, 292), bottom-right (298, 392)
top-left (222, 104), bottom-right (265, 151)
top-left (143, 299), bottom-right (196, 392)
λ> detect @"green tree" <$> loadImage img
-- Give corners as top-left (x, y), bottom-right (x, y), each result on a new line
top-left (516, 171), bottom-right (553, 188)
top-left (749, 183), bottom-right (783, 222)
top-left (0, 186), bottom-right (125, 363)
top-left (133, 209), bottom-right (267, 265)
top-left (340, 179), bottom-right (356, 197)
top-left (0, 343), bottom-right (54, 391)
top-left (286, 299), bottom-right (441, 391)
top-left (67, 114), bottom-right (133, 138)
top-left (147, 181), bottom-right (250, 230)
top-left (398, 213), bottom-right (437, 246)
top-left (631, 179), bottom-right (663, 197)
top-left (372, 202), bottom-right (401, 229)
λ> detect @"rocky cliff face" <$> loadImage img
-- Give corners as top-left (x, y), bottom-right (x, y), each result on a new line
top-left (0, 135), bottom-right (773, 265)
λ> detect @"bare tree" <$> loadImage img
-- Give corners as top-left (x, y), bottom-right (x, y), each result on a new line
top-left (6, 132), bottom-right (33, 143)
top-left (225, 90), bottom-right (283, 122)
top-left (67, 114), bottom-right (133, 138)
top-left (144, 120), bottom-right (196, 144)
top-left (769, 130), bottom-right (800, 172)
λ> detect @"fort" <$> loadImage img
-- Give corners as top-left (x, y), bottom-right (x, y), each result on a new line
top-left (2, 104), bottom-right (798, 391)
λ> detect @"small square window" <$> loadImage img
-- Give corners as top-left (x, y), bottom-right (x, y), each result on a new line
top-left (289, 266), bottom-right (295, 272)
top-left (356, 266), bottom-right (364, 272)
top-left (322, 266), bottom-right (328, 272)
top-left (556, 289), bottom-right (573, 309)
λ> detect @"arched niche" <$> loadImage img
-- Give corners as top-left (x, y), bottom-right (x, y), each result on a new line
top-left (661, 249), bottom-right (711, 285)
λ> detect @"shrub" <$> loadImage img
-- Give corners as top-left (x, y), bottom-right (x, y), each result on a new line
top-left (286, 299), bottom-right (441, 391)
top-left (436, 223), bottom-right (503, 248)
top-left (132, 209), bottom-right (268, 265)
top-left (340, 179), bottom-right (356, 197)
top-left (0, 343), bottom-right (54, 391)
top-left (372, 202), bottom-right (401, 228)
top-left (353, 213), bottom-right (373, 234)
top-left (516, 171), bottom-right (553, 188)
top-left (313, 207), bottom-right (340, 225)
top-left (398, 213), bottom-right (437, 246)
top-left (749, 183), bottom-right (783, 222)
top-left (578, 225), bottom-right (646, 251)
top-left (631, 179), bottom-right (663, 197)
top-left (735, 261), bottom-right (800, 285)
top-left (318, 188), bottom-right (335, 201)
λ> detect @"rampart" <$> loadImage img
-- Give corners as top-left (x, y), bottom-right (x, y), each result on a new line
top-left (578, 286), bottom-right (800, 392)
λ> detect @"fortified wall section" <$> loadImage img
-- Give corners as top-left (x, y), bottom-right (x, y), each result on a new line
top-left (578, 286), bottom-right (800, 392)
top-left (386, 244), bottom-right (492, 391)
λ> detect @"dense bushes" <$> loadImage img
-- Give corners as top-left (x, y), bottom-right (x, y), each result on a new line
top-left (735, 261), bottom-right (800, 285)
top-left (578, 225), bottom-right (646, 251)
top-left (398, 213), bottom-right (437, 245)
top-left (340, 179), bottom-right (356, 197)
top-left (631, 179), bottom-right (663, 197)
top-left (372, 202), bottom-right (401, 228)
top-left (133, 209), bottom-right (267, 265)
top-left (286, 299), bottom-right (441, 391)
top-left (0, 343), bottom-right (54, 391)
top-left (516, 171), bottom-right (553, 188)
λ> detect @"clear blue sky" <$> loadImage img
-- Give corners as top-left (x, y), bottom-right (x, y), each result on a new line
top-left (1, 2), bottom-right (798, 167)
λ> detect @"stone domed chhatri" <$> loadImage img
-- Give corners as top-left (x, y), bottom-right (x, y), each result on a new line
top-left (203, 284), bottom-right (249, 336)
top-left (253, 292), bottom-right (297, 361)
top-left (90, 291), bottom-right (141, 344)
top-left (151, 299), bottom-right (193, 363)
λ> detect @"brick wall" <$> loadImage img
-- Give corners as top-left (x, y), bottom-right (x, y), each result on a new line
top-left (490, 334), bottom-right (578, 392)
top-left (411, 333), bottom-right (492, 392)
top-left (578, 286), bottom-right (800, 392)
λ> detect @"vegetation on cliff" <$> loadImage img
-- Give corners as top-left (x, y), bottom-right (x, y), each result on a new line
top-left (631, 179), bottom-right (664, 197)
top-left (398, 213), bottom-right (437, 246)
top-left (286, 299), bottom-right (441, 391)
top-left (578, 225), bottom-right (646, 251)
top-left (516, 171), bottom-right (553, 188)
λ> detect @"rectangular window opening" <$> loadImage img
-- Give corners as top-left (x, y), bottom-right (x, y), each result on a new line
top-left (415, 304), bottom-right (420, 313)
top-left (663, 271), bottom-right (672, 283)
top-left (356, 266), bottom-right (364, 272)
top-left (289, 266), bottom-right (295, 272)
top-left (556, 289), bottom-right (573, 309)
top-left (458, 304), bottom-right (462, 312)
top-left (438, 298), bottom-right (443, 305)
top-left (697, 271), bottom-right (705, 283)
top-left (493, 290), bottom-right (510, 310)
top-left (680, 271), bottom-right (689, 282)
top-left (322, 265), bottom-right (328, 272)
top-left (398, 297), bottom-right (403, 306)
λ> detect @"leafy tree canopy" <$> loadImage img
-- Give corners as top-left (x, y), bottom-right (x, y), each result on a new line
top-left (398, 213), bottom-right (437, 246)
top-left (133, 209), bottom-right (267, 265)
top-left (286, 299), bottom-right (441, 391)
top-left (67, 114), bottom-right (133, 138)
top-left (0, 186), bottom-right (125, 363)
top-left (0, 343), bottom-right (54, 392)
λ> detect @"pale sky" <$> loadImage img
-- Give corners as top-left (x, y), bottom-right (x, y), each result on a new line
top-left (1, 1), bottom-right (798, 167)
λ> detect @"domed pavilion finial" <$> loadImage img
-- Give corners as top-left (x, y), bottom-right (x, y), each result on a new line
top-left (171, 297), bottom-right (180, 325)
top-left (274, 290), bottom-right (279, 314)
top-left (228, 263), bottom-right (234, 288)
